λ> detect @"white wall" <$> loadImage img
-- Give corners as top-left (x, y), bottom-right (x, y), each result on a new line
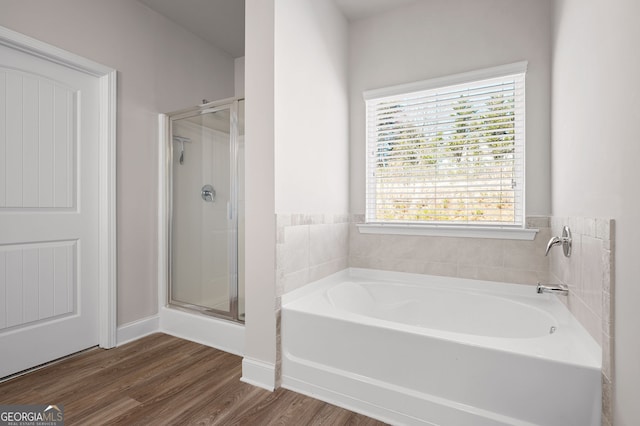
top-left (243, 0), bottom-right (277, 378)
top-left (274, 0), bottom-right (349, 214)
top-left (0, 0), bottom-right (235, 325)
top-left (349, 0), bottom-right (553, 216)
top-left (235, 56), bottom-right (245, 97)
top-left (552, 0), bottom-right (640, 423)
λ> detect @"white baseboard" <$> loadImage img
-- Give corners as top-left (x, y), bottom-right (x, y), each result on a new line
top-left (241, 357), bottom-right (276, 391)
top-left (116, 315), bottom-right (160, 346)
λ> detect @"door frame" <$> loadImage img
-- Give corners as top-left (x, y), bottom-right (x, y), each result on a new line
top-left (0, 26), bottom-right (117, 348)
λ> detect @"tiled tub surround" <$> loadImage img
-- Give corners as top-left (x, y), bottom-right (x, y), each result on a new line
top-left (276, 214), bottom-right (350, 296)
top-left (275, 213), bottom-right (350, 386)
top-left (548, 217), bottom-right (615, 426)
top-left (350, 215), bottom-right (552, 285)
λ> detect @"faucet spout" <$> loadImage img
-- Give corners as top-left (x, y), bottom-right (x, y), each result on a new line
top-left (537, 282), bottom-right (569, 296)
top-left (545, 236), bottom-right (562, 256)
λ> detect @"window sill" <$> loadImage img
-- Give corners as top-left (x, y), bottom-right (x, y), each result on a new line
top-left (357, 223), bottom-right (538, 240)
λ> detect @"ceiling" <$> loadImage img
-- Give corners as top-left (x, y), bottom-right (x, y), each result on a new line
top-left (139, 0), bottom-right (419, 58)
top-left (334, 0), bottom-right (419, 21)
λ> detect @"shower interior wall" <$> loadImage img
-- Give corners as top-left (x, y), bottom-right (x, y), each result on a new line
top-left (171, 119), bottom-right (238, 312)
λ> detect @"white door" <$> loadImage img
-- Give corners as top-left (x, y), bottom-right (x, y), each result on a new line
top-left (0, 42), bottom-right (101, 378)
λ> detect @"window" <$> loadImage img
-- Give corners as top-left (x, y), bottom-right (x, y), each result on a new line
top-left (364, 62), bottom-right (527, 232)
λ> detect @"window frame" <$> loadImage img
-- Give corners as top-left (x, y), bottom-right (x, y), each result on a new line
top-left (360, 61), bottom-right (536, 240)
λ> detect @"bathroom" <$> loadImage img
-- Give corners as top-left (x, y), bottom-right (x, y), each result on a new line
top-left (0, 0), bottom-right (638, 425)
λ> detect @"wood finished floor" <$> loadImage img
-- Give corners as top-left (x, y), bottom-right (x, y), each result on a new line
top-left (0, 333), bottom-right (387, 425)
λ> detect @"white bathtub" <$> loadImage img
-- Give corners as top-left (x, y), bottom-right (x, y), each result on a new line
top-left (281, 268), bottom-right (601, 426)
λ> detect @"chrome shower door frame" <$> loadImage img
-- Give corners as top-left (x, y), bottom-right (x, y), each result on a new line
top-left (165, 97), bottom-right (243, 323)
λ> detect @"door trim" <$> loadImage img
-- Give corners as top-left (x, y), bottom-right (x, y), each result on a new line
top-left (0, 26), bottom-right (117, 348)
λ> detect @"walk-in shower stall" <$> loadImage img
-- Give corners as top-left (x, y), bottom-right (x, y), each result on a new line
top-left (163, 98), bottom-right (245, 324)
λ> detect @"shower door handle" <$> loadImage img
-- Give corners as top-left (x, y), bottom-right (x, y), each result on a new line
top-left (201, 184), bottom-right (215, 202)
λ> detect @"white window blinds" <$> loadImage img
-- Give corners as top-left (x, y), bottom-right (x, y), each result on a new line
top-left (365, 63), bottom-right (526, 228)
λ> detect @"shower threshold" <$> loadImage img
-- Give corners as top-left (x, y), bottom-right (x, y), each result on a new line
top-left (168, 301), bottom-right (244, 324)
top-left (202, 308), bottom-right (245, 322)
top-left (159, 306), bottom-right (245, 356)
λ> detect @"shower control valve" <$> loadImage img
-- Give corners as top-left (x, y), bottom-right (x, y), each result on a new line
top-left (201, 184), bottom-right (216, 202)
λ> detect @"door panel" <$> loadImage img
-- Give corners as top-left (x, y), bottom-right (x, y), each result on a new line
top-left (0, 241), bottom-right (75, 331)
top-left (0, 42), bottom-right (99, 378)
top-left (0, 69), bottom-right (75, 209)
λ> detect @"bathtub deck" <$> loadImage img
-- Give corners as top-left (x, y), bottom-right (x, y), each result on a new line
top-left (0, 333), bottom-right (385, 425)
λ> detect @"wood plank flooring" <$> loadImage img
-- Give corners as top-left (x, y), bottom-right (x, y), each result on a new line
top-left (0, 333), bottom-right (386, 425)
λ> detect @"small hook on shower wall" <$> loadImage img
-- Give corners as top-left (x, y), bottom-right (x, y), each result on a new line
top-left (173, 136), bottom-right (191, 165)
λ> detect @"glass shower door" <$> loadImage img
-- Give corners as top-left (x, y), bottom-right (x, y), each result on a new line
top-left (170, 104), bottom-right (237, 318)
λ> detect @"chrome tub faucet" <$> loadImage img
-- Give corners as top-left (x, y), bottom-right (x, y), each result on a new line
top-left (545, 225), bottom-right (572, 257)
top-left (536, 282), bottom-right (569, 296)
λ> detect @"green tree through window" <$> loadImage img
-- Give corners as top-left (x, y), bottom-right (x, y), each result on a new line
top-left (365, 64), bottom-right (525, 227)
